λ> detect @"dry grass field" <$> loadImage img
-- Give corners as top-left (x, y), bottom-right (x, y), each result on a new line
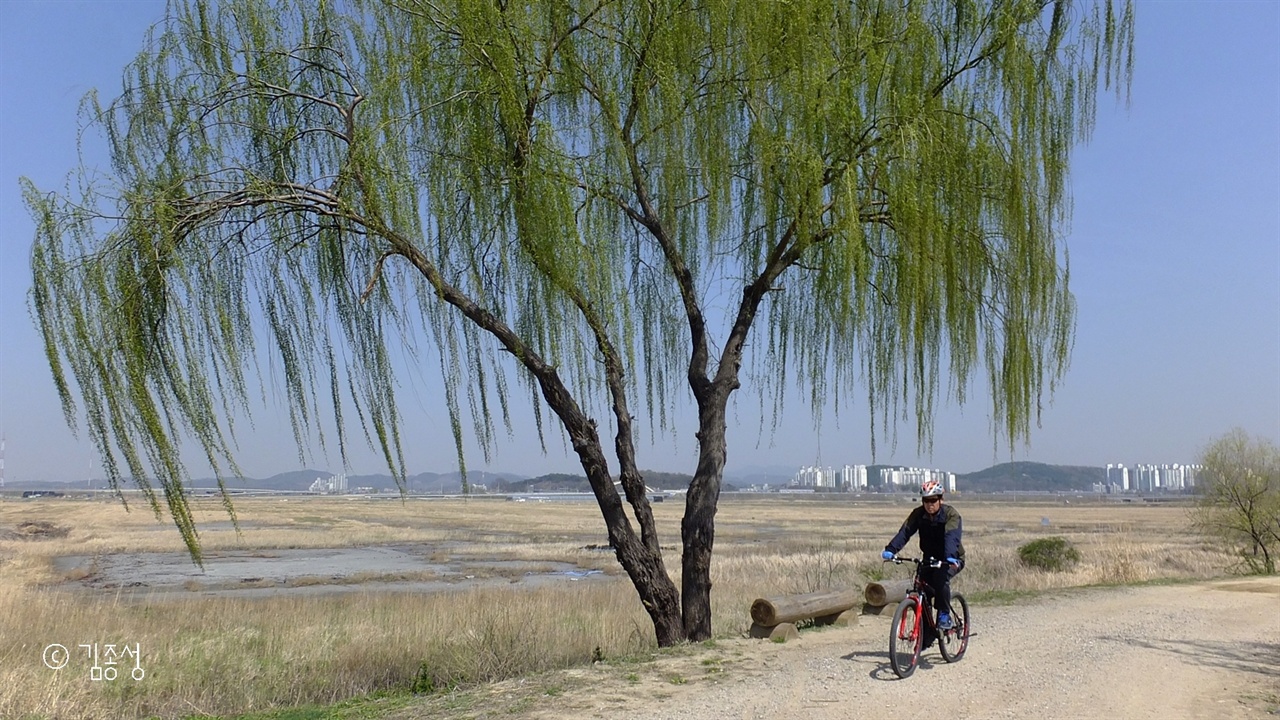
top-left (0, 492), bottom-right (1232, 719)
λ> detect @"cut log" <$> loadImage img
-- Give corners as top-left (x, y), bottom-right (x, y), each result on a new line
top-left (749, 622), bottom-right (799, 642)
top-left (863, 579), bottom-right (913, 607)
top-left (750, 588), bottom-right (862, 626)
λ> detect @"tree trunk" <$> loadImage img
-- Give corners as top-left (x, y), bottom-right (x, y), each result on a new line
top-left (531, 367), bottom-right (687, 646)
top-left (575, 432), bottom-right (686, 646)
top-left (605, 511), bottom-right (686, 645)
top-left (681, 394), bottom-right (727, 641)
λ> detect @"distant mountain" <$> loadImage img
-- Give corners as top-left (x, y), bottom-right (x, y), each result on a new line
top-left (494, 469), bottom-right (731, 493)
top-left (494, 463), bottom-right (1109, 494)
top-left (637, 470), bottom-right (699, 491)
top-left (5, 461), bottom-right (1106, 494)
top-left (723, 464), bottom-right (798, 487)
top-left (406, 471), bottom-right (526, 493)
top-left (496, 473), bottom-right (587, 493)
top-left (956, 462), bottom-right (1104, 492)
top-left (184, 469), bottom-right (525, 493)
top-left (187, 470), bottom-right (323, 492)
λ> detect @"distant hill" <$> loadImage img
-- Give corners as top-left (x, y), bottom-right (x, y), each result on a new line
top-left (957, 462), bottom-right (1104, 492)
top-left (496, 469), bottom-right (718, 494)
top-left (184, 469), bottom-right (524, 493)
top-left (497, 473), bottom-right (587, 493)
top-left (723, 464), bottom-right (796, 487)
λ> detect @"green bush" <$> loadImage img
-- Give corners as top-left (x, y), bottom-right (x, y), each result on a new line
top-left (1017, 536), bottom-right (1081, 572)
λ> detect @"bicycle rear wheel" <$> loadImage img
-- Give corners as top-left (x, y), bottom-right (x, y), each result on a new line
top-left (938, 593), bottom-right (970, 663)
top-left (888, 597), bottom-right (923, 678)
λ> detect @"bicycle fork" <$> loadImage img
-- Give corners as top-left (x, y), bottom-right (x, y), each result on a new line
top-left (899, 597), bottom-right (925, 650)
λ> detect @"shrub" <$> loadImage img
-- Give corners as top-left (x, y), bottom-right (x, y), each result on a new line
top-left (1017, 536), bottom-right (1081, 572)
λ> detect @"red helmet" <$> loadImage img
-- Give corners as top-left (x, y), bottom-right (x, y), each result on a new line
top-left (920, 479), bottom-right (944, 498)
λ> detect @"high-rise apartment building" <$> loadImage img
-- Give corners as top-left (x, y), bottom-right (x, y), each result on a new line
top-left (1106, 463), bottom-right (1130, 492)
top-left (1105, 463), bottom-right (1199, 493)
top-left (879, 467), bottom-right (956, 492)
top-left (841, 464), bottom-right (868, 490)
top-left (792, 464), bottom-right (869, 490)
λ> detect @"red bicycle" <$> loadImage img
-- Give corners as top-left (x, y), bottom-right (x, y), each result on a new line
top-left (885, 556), bottom-right (970, 678)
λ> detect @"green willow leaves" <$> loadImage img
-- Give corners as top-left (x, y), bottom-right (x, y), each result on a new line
top-left (27, 0), bottom-right (1131, 626)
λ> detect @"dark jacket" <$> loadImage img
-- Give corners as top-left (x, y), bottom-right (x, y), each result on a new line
top-left (885, 503), bottom-right (964, 562)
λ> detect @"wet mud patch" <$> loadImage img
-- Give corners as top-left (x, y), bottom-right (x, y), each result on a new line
top-left (52, 544), bottom-right (612, 599)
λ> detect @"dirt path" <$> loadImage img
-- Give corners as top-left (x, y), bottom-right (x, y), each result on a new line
top-left (397, 576), bottom-right (1280, 719)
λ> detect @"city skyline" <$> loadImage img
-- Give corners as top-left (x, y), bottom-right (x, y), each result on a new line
top-left (789, 460), bottom-right (1199, 492)
top-left (0, 453), bottom-right (1210, 488)
top-left (1, 1), bottom-right (1277, 483)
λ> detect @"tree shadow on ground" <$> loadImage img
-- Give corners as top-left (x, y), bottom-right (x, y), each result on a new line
top-left (1120, 636), bottom-right (1280, 676)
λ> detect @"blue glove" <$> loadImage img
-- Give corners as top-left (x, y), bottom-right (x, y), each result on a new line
top-left (882, 550), bottom-right (895, 560)
top-left (946, 557), bottom-right (959, 566)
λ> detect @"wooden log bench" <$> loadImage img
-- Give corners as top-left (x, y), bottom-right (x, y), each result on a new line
top-left (861, 578), bottom-right (913, 616)
top-left (748, 588), bottom-right (861, 641)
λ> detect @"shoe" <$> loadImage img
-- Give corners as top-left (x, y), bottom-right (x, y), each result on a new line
top-left (937, 612), bottom-right (954, 630)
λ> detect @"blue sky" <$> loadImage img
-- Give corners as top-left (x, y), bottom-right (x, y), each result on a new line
top-left (1, 1), bottom-right (1277, 483)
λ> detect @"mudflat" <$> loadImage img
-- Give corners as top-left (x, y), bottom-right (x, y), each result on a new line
top-left (53, 544), bottom-right (609, 599)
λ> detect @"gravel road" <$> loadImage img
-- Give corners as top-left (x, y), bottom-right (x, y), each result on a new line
top-left (490, 576), bottom-right (1280, 720)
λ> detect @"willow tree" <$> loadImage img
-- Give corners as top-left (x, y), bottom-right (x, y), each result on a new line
top-left (27, 0), bottom-right (1133, 644)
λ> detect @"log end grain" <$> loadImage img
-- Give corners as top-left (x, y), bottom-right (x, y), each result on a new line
top-left (750, 597), bottom-right (778, 626)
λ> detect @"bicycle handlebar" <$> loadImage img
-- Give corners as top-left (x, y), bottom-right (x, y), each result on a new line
top-left (884, 555), bottom-right (947, 568)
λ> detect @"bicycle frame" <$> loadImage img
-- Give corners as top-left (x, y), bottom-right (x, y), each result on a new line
top-left (898, 556), bottom-right (944, 621)
top-left (904, 577), bottom-right (935, 633)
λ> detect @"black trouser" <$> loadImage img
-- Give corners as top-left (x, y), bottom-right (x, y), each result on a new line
top-left (920, 559), bottom-right (963, 616)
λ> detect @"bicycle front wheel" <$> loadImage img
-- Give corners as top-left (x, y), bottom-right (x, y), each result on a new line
top-left (888, 597), bottom-right (923, 678)
top-left (938, 593), bottom-right (970, 663)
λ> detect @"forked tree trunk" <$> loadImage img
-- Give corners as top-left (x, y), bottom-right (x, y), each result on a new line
top-left (579, 456), bottom-right (686, 645)
top-left (604, 510), bottom-right (686, 645)
top-left (528, 361), bottom-right (688, 645)
top-left (681, 393), bottom-right (728, 641)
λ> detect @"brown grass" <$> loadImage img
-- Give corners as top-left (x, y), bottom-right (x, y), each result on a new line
top-left (0, 492), bottom-right (1229, 719)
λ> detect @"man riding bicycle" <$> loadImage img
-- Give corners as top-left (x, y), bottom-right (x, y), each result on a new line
top-left (881, 479), bottom-right (966, 629)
